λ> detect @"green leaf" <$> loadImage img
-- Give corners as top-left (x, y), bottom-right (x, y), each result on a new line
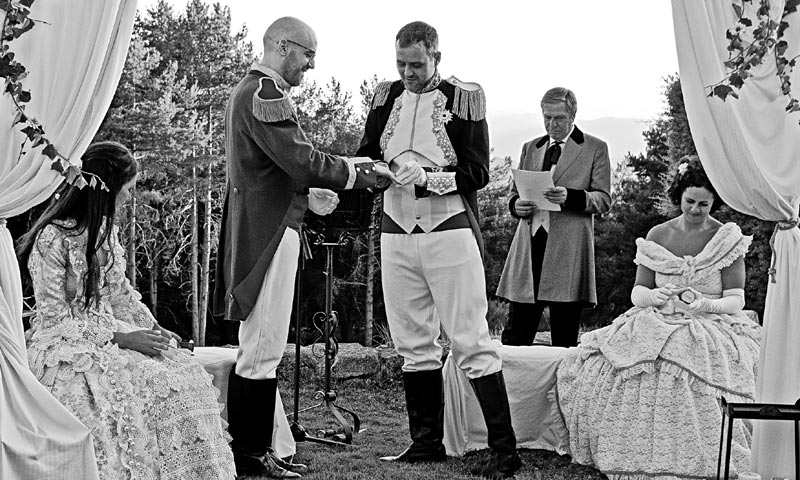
top-left (42, 143), bottom-right (58, 159)
top-left (713, 84), bottom-right (735, 101)
top-left (732, 2), bottom-right (743, 17)
top-left (64, 166), bottom-right (80, 184)
top-left (18, 90), bottom-right (31, 103)
top-left (785, 0), bottom-right (800, 14)
top-left (730, 72), bottom-right (745, 88)
top-left (50, 158), bottom-right (65, 174)
top-left (13, 109), bottom-right (27, 124)
top-left (740, 17), bottom-right (753, 27)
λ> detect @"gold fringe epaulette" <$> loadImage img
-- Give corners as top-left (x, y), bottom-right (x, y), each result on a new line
top-left (371, 80), bottom-right (394, 110)
top-left (446, 76), bottom-right (486, 121)
top-left (252, 77), bottom-right (294, 123)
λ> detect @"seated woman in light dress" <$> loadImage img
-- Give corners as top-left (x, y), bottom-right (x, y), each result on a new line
top-left (17, 142), bottom-right (236, 480)
top-left (555, 156), bottom-right (761, 479)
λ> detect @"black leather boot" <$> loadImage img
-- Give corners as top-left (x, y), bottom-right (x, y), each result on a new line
top-left (470, 371), bottom-right (522, 479)
top-left (227, 369), bottom-right (308, 478)
top-left (380, 368), bottom-right (447, 463)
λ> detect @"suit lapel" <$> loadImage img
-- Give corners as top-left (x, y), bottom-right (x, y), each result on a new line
top-left (523, 135), bottom-right (548, 171)
top-left (552, 126), bottom-right (585, 183)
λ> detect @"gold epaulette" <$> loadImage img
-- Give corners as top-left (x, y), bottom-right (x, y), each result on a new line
top-left (252, 77), bottom-right (294, 123)
top-left (370, 80), bottom-right (394, 110)
top-left (446, 76), bottom-right (486, 121)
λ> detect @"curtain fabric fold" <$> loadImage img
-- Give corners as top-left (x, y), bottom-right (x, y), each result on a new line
top-left (0, 1), bottom-right (137, 478)
top-left (672, 1), bottom-right (800, 477)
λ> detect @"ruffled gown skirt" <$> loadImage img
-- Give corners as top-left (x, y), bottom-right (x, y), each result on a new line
top-left (29, 341), bottom-right (235, 480)
top-left (556, 306), bottom-right (760, 479)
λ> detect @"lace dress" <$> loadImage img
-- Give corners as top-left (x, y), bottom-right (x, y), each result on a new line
top-left (555, 223), bottom-right (761, 479)
top-left (26, 221), bottom-right (236, 480)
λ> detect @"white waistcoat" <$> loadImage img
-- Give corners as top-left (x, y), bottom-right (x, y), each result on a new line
top-left (380, 89), bottom-right (464, 233)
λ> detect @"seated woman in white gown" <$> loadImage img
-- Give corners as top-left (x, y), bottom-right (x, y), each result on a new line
top-left (17, 142), bottom-right (236, 480)
top-left (555, 156), bottom-right (761, 479)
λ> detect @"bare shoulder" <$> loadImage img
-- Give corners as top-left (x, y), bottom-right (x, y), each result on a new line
top-left (644, 222), bottom-right (671, 242)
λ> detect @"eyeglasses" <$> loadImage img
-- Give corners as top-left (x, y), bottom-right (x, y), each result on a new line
top-left (283, 38), bottom-right (316, 61)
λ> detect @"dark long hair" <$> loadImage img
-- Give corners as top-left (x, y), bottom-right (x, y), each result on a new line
top-left (17, 141), bottom-right (138, 308)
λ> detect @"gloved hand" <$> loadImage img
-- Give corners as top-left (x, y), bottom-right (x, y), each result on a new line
top-left (685, 287), bottom-right (745, 314)
top-left (308, 188), bottom-right (339, 216)
top-left (394, 160), bottom-right (427, 187)
top-left (630, 283), bottom-right (679, 307)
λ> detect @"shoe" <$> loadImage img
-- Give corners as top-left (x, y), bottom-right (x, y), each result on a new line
top-left (379, 444), bottom-right (447, 463)
top-left (470, 371), bottom-right (522, 478)
top-left (380, 369), bottom-right (447, 463)
top-left (228, 371), bottom-right (303, 477)
top-left (233, 450), bottom-right (301, 478)
top-left (268, 449), bottom-right (308, 474)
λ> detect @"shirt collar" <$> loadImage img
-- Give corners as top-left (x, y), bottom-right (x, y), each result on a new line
top-left (250, 62), bottom-right (291, 91)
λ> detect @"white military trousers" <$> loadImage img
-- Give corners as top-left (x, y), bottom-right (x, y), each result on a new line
top-left (235, 228), bottom-right (299, 380)
top-left (381, 229), bottom-right (501, 379)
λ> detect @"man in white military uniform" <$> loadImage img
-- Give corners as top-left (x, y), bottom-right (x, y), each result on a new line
top-left (356, 21), bottom-right (522, 479)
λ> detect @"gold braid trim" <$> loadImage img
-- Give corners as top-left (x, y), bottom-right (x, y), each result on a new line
top-left (252, 78), bottom-right (295, 123)
top-left (252, 95), bottom-right (294, 123)
top-left (371, 81), bottom-right (394, 110)
top-left (447, 76), bottom-right (486, 121)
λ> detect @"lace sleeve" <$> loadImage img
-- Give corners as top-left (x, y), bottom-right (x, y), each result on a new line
top-left (29, 224), bottom-right (114, 347)
top-left (105, 226), bottom-right (157, 329)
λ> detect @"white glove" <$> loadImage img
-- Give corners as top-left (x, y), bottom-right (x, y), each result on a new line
top-left (308, 188), bottom-right (339, 216)
top-left (685, 288), bottom-right (745, 314)
top-left (393, 160), bottom-right (427, 187)
top-left (631, 284), bottom-right (677, 307)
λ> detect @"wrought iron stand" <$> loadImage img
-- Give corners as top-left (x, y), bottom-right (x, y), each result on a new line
top-left (289, 228), bottom-right (361, 447)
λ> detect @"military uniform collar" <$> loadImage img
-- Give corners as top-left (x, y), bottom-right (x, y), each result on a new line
top-left (249, 62), bottom-right (291, 91)
top-left (406, 70), bottom-right (442, 94)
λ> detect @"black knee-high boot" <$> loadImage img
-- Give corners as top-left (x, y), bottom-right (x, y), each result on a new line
top-left (227, 368), bottom-right (306, 478)
top-left (470, 371), bottom-right (522, 479)
top-left (380, 368), bottom-right (447, 463)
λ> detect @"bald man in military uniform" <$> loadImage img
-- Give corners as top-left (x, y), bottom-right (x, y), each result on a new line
top-left (213, 16), bottom-right (393, 478)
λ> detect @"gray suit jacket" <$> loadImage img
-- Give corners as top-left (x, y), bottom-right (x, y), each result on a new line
top-left (496, 126), bottom-right (611, 304)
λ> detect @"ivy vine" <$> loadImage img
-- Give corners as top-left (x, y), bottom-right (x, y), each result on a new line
top-left (1, 0), bottom-right (105, 189)
top-left (709, 0), bottom-right (800, 124)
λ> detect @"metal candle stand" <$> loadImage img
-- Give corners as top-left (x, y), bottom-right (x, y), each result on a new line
top-left (289, 227), bottom-right (361, 447)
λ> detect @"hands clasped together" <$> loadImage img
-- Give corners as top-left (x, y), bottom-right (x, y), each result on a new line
top-left (631, 283), bottom-right (718, 313)
top-left (113, 324), bottom-right (182, 357)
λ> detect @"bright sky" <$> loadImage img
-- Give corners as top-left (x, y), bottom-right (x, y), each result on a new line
top-left (138, 0), bottom-right (680, 158)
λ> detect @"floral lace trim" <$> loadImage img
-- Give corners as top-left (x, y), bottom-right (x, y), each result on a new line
top-left (634, 223), bottom-right (751, 279)
top-left (431, 91), bottom-right (457, 166)
top-left (380, 96), bottom-right (403, 152)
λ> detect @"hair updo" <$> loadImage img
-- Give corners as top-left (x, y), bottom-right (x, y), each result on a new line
top-left (666, 155), bottom-right (723, 212)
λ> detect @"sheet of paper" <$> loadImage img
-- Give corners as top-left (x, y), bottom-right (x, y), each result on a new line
top-left (511, 169), bottom-right (561, 211)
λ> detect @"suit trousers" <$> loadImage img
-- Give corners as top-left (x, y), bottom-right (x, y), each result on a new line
top-left (235, 228), bottom-right (300, 379)
top-left (500, 227), bottom-right (583, 347)
top-left (381, 229), bottom-right (501, 379)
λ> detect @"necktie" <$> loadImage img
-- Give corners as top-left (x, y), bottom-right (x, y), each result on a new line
top-left (543, 141), bottom-right (562, 171)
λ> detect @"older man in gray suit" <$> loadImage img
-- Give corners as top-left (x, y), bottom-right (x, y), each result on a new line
top-left (496, 87), bottom-right (611, 347)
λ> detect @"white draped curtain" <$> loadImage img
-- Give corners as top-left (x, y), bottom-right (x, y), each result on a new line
top-left (0, 1), bottom-right (137, 478)
top-left (672, 0), bottom-right (800, 477)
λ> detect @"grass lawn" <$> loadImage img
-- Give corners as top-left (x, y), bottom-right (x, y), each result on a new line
top-left (241, 378), bottom-right (607, 480)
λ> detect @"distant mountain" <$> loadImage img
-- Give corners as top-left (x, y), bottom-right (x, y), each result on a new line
top-left (487, 113), bottom-right (650, 165)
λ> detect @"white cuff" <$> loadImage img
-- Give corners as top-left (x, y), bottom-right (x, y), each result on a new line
top-left (426, 171), bottom-right (457, 195)
top-left (344, 157), bottom-right (374, 190)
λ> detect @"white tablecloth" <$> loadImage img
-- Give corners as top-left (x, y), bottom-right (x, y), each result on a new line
top-left (193, 347), bottom-right (296, 458)
top-left (443, 341), bottom-right (569, 456)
